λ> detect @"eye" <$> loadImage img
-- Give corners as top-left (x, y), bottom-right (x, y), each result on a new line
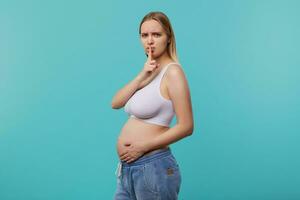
top-left (153, 33), bottom-right (161, 37)
top-left (141, 33), bottom-right (147, 38)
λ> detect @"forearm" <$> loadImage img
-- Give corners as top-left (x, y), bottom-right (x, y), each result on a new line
top-left (111, 75), bottom-right (143, 109)
top-left (145, 124), bottom-right (193, 152)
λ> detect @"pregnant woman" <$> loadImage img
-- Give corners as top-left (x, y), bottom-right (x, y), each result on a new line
top-left (111, 11), bottom-right (194, 200)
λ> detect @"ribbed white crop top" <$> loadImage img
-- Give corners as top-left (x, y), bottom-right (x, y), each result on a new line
top-left (124, 62), bottom-right (179, 127)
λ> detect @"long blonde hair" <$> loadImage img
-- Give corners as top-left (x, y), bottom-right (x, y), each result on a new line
top-left (139, 11), bottom-right (179, 62)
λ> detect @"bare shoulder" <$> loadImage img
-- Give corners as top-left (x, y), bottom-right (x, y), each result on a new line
top-left (165, 63), bottom-right (187, 81)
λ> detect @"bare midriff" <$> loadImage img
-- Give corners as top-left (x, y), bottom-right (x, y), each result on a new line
top-left (116, 117), bottom-right (170, 158)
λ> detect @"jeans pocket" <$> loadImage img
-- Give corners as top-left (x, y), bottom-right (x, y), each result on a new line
top-left (142, 155), bottom-right (181, 194)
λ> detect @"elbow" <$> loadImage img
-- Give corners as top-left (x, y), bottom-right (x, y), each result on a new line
top-left (186, 122), bottom-right (194, 136)
top-left (180, 123), bottom-right (194, 136)
top-left (111, 101), bottom-right (119, 109)
top-left (111, 100), bottom-right (125, 109)
top-left (186, 125), bottom-right (194, 136)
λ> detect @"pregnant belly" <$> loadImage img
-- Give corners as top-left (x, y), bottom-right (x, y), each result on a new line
top-left (116, 117), bottom-right (169, 157)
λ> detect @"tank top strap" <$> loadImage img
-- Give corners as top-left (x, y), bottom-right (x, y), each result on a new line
top-left (157, 62), bottom-right (180, 82)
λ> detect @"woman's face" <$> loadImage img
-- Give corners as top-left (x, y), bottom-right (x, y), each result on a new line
top-left (140, 19), bottom-right (169, 59)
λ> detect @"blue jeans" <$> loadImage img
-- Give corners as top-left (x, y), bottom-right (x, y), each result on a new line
top-left (114, 147), bottom-right (181, 200)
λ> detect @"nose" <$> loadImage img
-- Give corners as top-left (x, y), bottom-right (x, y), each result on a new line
top-left (147, 35), bottom-right (154, 45)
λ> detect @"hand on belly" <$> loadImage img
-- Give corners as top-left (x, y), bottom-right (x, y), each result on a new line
top-left (117, 139), bottom-right (149, 163)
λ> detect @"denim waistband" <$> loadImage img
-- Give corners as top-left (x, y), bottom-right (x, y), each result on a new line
top-left (120, 147), bottom-right (172, 167)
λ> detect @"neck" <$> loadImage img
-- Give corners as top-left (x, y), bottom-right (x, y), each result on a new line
top-left (155, 51), bottom-right (174, 67)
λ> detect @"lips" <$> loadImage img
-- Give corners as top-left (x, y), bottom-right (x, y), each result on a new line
top-left (147, 47), bottom-right (155, 52)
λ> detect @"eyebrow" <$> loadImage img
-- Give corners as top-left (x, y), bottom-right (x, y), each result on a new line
top-left (140, 31), bottom-right (162, 35)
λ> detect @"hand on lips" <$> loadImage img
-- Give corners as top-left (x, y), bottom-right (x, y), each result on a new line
top-left (145, 46), bottom-right (159, 73)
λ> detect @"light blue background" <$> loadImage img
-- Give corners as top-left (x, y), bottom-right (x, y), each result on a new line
top-left (1, 0), bottom-right (299, 199)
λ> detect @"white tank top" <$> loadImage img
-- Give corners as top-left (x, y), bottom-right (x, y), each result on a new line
top-left (124, 62), bottom-right (180, 127)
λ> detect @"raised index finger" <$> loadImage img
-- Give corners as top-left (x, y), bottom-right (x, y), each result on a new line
top-left (147, 47), bottom-right (152, 61)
